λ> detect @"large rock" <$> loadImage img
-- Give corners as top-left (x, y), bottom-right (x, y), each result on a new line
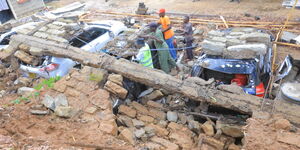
top-left (188, 120), bottom-right (201, 133)
top-left (217, 121), bottom-right (244, 138)
top-left (14, 50), bottom-right (38, 65)
top-left (100, 120), bottom-right (118, 136)
top-left (226, 38), bottom-right (245, 47)
top-left (146, 100), bottom-right (164, 109)
top-left (228, 143), bottom-right (241, 150)
top-left (42, 94), bottom-right (56, 110)
top-left (117, 115), bottom-right (134, 127)
top-left (169, 131), bottom-right (194, 150)
top-left (202, 40), bottom-right (226, 55)
top-left (54, 106), bottom-right (75, 118)
top-left (225, 44), bottom-right (267, 59)
top-left (29, 47), bottom-right (43, 56)
top-left (132, 119), bottom-right (145, 128)
top-left (151, 136), bottom-right (179, 150)
top-left (148, 108), bottom-right (166, 120)
top-left (104, 81), bottom-right (128, 99)
top-left (202, 121), bottom-right (215, 136)
top-left (240, 32), bottom-right (270, 43)
top-left (118, 105), bottom-right (136, 118)
top-left (54, 94), bottom-right (68, 107)
top-left (274, 118), bottom-right (291, 131)
top-left (131, 101), bottom-right (149, 115)
top-left (208, 30), bottom-right (225, 37)
top-left (137, 115), bottom-right (155, 123)
top-left (107, 74), bottom-right (123, 86)
top-left (167, 111), bottom-right (178, 122)
top-left (119, 128), bottom-right (135, 145)
top-left (210, 36), bottom-right (227, 43)
top-left (134, 128), bottom-right (146, 138)
top-left (17, 87), bottom-right (35, 97)
top-left (201, 135), bottom-right (225, 150)
top-left (148, 124), bottom-right (169, 137)
top-left (142, 90), bottom-right (164, 102)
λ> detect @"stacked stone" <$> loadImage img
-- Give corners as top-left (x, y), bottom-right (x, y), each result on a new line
top-left (11, 19), bottom-right (81, 66)
top-left (111, 86), bottom-right (244, 150)
top-left (201, 27), bottom-right (271, 59)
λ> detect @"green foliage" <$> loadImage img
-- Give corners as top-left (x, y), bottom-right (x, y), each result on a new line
top-left (34, 76), bottom-right (61, 90)
top-left (11, 76), bottom-right (60, 105)
top-left (10, 96), bottom-right (29, 104)
top-left (89, 73), bottom-right (103, 82)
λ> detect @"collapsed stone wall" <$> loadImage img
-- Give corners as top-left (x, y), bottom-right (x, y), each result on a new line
top-left (201, 27), bottom-right (271, 59)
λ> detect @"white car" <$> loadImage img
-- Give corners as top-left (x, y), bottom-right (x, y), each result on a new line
top-left (0, 22), bottom-right (41, 51)
top-left (18, 20), bottom-right (127, 78)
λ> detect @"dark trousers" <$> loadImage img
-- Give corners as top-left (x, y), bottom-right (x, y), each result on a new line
top-left (186, 41), bottom-right (193, 60)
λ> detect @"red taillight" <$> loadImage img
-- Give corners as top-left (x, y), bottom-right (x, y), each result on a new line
top-left (39, 64), bottom-right (59, 72)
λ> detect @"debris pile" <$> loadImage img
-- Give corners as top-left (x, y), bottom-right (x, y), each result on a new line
top-left (100, 73), bottom-right (247, 149)
top-left (201, 27), bottom-right (271, 59)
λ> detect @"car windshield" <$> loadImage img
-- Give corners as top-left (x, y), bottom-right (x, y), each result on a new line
top-left (0, 32), bottom-right (17, 45)
top-left (69, 27), bottom-right (108, 48)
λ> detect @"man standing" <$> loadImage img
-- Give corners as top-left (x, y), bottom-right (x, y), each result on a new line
top-left (140, 22), bottom-right (176, 74)
top-left (182, 16), bottom-right (194, 60)
top-left (134, 38), bottom-right (154, 68)
top-left (158, 8), bottom-right (177, 60)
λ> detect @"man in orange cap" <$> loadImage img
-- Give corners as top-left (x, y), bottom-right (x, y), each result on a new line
top-left (158, 8), bottom-right (177, 60)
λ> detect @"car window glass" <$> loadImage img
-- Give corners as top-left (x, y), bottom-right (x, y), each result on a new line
top-left (69, 27), bottom-right (108, 48)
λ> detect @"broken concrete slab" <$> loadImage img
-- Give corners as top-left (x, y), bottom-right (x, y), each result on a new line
top-left (225, 44), bottom-right (267, 59)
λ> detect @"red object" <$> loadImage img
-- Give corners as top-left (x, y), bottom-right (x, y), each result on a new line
top-left (231, 74), bottom-right (247, 86)
top-left (39, 63), bottom-right (59, 72)
top-left (256, 82), bottom-right (265, 97)
top-left (158, 8), bottom-right (166, 14)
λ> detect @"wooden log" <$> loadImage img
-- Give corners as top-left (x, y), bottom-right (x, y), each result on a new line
top-left (10, 34), bottom-right (300, 125)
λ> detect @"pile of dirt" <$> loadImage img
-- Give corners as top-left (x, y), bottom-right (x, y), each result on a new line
top-left (0, 66), bottom-right (133, 149)
top-left (243, 115), bottom-right (300, 150)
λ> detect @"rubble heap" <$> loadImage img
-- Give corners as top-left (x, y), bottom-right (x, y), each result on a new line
top-left (201, 27), bottom-right (271, 59)
top-left (102, 73), bottom-right (246, 150)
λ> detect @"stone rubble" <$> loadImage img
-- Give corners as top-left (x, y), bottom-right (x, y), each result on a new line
top-left (101, 73), bottom-right (247, 149)
top-left (201, 28), bottom-right (271, 59)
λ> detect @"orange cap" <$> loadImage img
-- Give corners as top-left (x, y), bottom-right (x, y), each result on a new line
top-left (158, 8), bottom-right (165, 14)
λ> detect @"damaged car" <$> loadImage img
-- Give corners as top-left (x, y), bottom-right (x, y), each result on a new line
top-left (191, 28), bottom-right (273, 97)
top-left (18, 20), bottom-right (127, 78)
